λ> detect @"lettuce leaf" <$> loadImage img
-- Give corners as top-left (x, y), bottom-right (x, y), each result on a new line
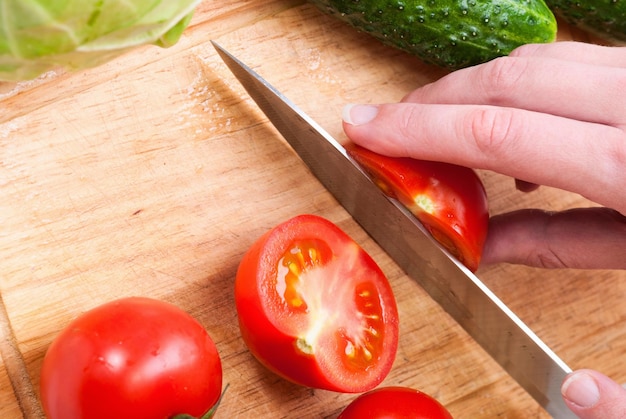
top-left (0, 0), bottom-right (201, 81)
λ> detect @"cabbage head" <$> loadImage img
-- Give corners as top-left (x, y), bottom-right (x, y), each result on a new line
top-left (0, 0), bottom-right (202, 81)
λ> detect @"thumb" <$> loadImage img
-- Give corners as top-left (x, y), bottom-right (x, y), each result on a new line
top-left (481, 207), bottom-right (626, 269)
top-left (562, 369), bottom-right (626, 418)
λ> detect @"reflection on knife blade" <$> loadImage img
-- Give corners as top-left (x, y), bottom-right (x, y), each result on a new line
top-left (212, 40), bottom-right (574, 418)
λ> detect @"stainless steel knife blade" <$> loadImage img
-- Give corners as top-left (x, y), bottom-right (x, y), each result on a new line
top-left (212, 40), bottom-right (574, 418)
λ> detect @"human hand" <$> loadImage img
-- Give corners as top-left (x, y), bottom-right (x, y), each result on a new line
top-left (562, 369), bottom-right (626, 418)
top-left (342, 41), bottom-right (626, 269)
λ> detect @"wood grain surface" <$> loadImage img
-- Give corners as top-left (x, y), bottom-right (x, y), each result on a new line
top-left (1, 1), bottom-right (624, 418)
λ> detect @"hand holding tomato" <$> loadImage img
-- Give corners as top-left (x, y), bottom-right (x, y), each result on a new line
top-left (342, 42), bottom-right (626, 270)
top-left (40, 297), bottom-right (223, 419)
top-left (342, 41), bottom-right (626, 419)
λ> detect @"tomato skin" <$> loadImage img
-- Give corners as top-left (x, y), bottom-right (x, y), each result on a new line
top-left (40, 297), bottom-right (222, 419)
top-left (338, 386), bottom-right (454, 419)
top-left (347, 144), bottom-right (489, 272)
top-left (235, 214), bottom-right (399, 393)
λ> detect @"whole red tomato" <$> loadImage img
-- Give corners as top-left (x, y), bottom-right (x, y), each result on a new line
top-left (338, 386), bottom-right (453, 418)
top-left (40, 297), bottom-right (222, 419)
top-left (235, 214), bottom-right (399, 393)
top-left (347, 144), bottom-right (489, 272)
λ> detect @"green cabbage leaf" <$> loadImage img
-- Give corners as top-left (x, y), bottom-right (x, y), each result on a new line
top-left (0, 0), bottom-right (202, 81)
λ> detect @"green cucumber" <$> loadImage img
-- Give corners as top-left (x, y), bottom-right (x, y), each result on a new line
top-left (545, 0), bottom-right (626, 42)
top-left (309, 0), bottom-right (558, 69)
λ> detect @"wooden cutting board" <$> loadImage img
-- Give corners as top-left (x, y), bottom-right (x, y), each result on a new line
top-left (1, 1), bottom-right (624, 418)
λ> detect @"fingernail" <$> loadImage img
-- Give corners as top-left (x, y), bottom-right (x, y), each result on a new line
top-left (562, 372), bottom-right (601, 408)
top-left (342, 104), bottom-right (379, 125)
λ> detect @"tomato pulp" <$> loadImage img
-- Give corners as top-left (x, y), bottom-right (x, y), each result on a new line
top-left (347, 144), bottom-right (489, 272)
top-left (338, 386), bottom-right (453, 419)
top-left (40, 297), bottom-right (222, 419)
top-left (235, 214), bottom-right (399, 392)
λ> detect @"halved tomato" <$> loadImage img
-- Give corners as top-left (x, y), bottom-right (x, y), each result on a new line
top-left (347, 144), bottom-right (489, 272)
top-left (338, 386), bottom-right (453, 419)
top-left (235, 214), bottom-right (399, 393)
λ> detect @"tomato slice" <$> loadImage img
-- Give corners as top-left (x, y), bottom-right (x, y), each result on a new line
top-left (347, 144), bottom-right (489, 272)
top-left (338, 386), bottom-right (453, 419)
top-left (235, 214), bottom-right (399, 393)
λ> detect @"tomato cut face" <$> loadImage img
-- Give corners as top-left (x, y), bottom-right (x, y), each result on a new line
top-left (40, 297), bottom-right (222, 419)
top-left (338, 386), bottom-right (453, 419)
top-left (347, 144), bottom-right (489, 272)
top-left (235, 214), bottom-right (399, 393)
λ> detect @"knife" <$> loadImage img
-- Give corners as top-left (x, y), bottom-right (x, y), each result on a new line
top-left (212, 40), bottom-right (574, 417)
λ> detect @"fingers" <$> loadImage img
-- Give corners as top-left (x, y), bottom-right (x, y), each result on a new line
top-left (562, 369), bottom-right (626, 419)
top-left (481, 208), bottom-right (626, 269)
top-left (342, 102), bottom-right (626, 214)
top-left (401, 47), bottom-right (626, 127)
